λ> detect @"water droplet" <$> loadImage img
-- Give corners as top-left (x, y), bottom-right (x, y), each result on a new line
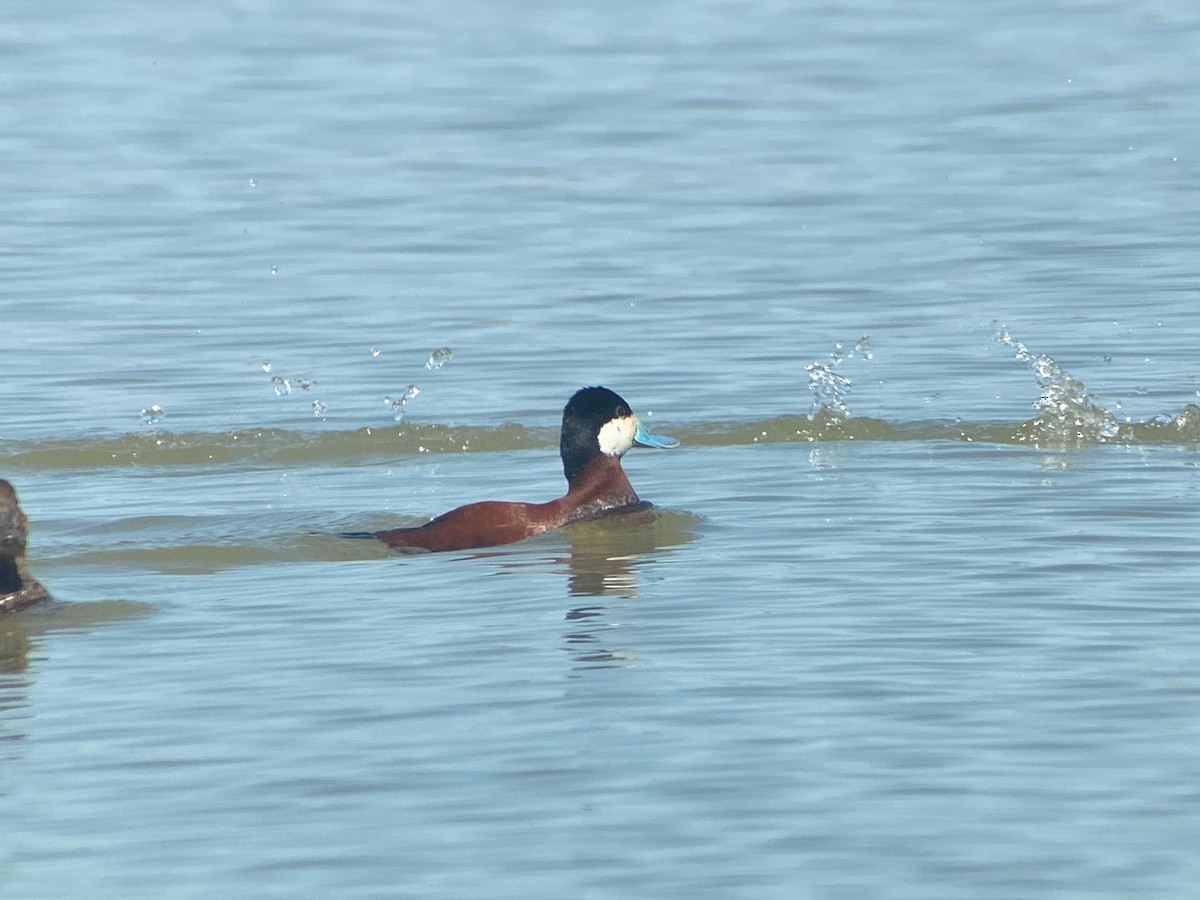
top-left (370, 348), bottom-right (381, 358)
top-left (271, 375), bottom-right (292, 396)
top-left (1004, 330), bottom-right (1120, 445)
top-left (140, 404), bottom-right (166, 425)
top-left (805, 337), bottom-right (875, 418)
top-left (270, 266), bottom-right (278, 275)
top-left (312, 400), bottom-right (327, 417)
top-left (388, 384), bottom-right (421, 421)
top-left (248, 178), bottom-right (258, 188)
top-left (262, 361), bottom-right (272, 373)
top-left (426, 347), bottom-right (453, 369)
top-left (805, 360), bottom-right (853, 418)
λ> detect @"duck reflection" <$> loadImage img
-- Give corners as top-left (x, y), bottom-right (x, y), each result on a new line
top-left (558, 506), bottom-right (696, 600)
top-left (466, 506), bottom-right (697, 668)
top-left (556, 506), bottom-right (698, 669)
top-left (1, 620), bottom-right (29, 675)
top-left (0, 600), bottom-right (152, 753)
top-left (562, 605), bottom-right (633, 669)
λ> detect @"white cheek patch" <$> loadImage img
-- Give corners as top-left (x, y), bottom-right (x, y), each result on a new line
top-left (597, 415), bottom-right (637, 457)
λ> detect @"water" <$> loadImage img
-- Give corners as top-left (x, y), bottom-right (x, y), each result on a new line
top-left (4, 0), bottom-right (1200, 896)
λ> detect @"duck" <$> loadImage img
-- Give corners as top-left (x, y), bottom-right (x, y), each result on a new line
top-left (0, 479), bottom-right (51, 613)
top-left (374, 386), bottom-right (677, 552)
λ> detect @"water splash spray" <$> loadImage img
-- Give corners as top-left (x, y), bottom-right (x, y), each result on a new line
top-left (269, 374), bottom-right (316, 397)
top-left (386, 385), bottom-right (421, 422)
top-left (426, 347), bottom-right (453, 370)
top-left (806, 336), bottom-right (873, 418)
top-left (140, 405), bottom-right (166, 426)
top-left (259, 346), bottom-right (450, 423)
top-left (997, 328), bottom-right (1119, 444)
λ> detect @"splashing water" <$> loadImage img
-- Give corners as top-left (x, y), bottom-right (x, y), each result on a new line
top-left (426, 347), bottom-right (453, 370)
top-left (997, 328), bottom-right (1120, 445)
top-left (270, 374), bottom-right (317, 397)
top-left (805, 363), bottom-right (854, 417)
top-left (806, 336), bottom-right (873, 418)
top-left (312, 400), bottom-right (327, 417)
top-left (140, 405), bottom-right (166, 426)
top-left (386, 385), bottom-right (421, 421)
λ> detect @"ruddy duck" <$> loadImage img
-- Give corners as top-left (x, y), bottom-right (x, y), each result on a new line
top-left (0, 479), bottom-right (50, 613)
top-left (374, 386), bottom-right (677, 552)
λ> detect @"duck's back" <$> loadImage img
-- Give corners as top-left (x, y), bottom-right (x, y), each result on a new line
top-left (376, 499), bottom-right (561, 552)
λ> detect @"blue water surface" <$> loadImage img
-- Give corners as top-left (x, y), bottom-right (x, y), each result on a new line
top-left (4, 0), bottom-right (1200, 897)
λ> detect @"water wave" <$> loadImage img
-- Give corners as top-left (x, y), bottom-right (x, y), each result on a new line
top-left (3, 405), bottom-right (1198, 472)
top-left (28, 506), bottom-right (703, 577)
top-left (3, 334), bottom-right (1197, 471)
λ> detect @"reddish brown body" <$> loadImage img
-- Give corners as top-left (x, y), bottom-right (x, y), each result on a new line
top-left (376, 455), bottom-right (642, 552)
top-left (373, 386), bottom-right (675, 554)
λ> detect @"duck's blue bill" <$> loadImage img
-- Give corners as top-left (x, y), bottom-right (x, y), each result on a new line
top-left (634, 420), bottom-right (679, 449)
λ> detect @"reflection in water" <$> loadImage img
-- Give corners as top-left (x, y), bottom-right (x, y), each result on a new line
top-left (808, 444), bottom-right (850, 473)
top-left (559, 507), bottom-right (697, 600)
top-left (563, 605), bottom-right (636, 670)
top-left (0, 620), bottom-right (29, 674)
top-left (479, 507), bottom-right (698, 669)
top-left (2, 601), bottom-right (154, 674)
top-left (0, 671), bottom-right (30, 769)
top-left (555, 507), bottom-right (699, 669)
top-left (0, 600), bottom-right (153, 748)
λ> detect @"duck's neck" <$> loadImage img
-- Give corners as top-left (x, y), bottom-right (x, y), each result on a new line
top-left (561, 455), bottom-right (639, 523)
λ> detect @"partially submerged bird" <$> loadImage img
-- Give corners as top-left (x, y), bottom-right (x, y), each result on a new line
top-left (374, 386), bottom-right (677, 553)
top-left (0, 479), bottom-right (50, 613)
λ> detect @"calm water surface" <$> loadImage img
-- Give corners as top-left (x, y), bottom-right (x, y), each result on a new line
top-left (4, 0), bottom-right (1200, 897)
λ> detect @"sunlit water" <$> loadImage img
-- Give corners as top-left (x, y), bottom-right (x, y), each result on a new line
top-left (5, 0), bottom-right (1200, 897)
